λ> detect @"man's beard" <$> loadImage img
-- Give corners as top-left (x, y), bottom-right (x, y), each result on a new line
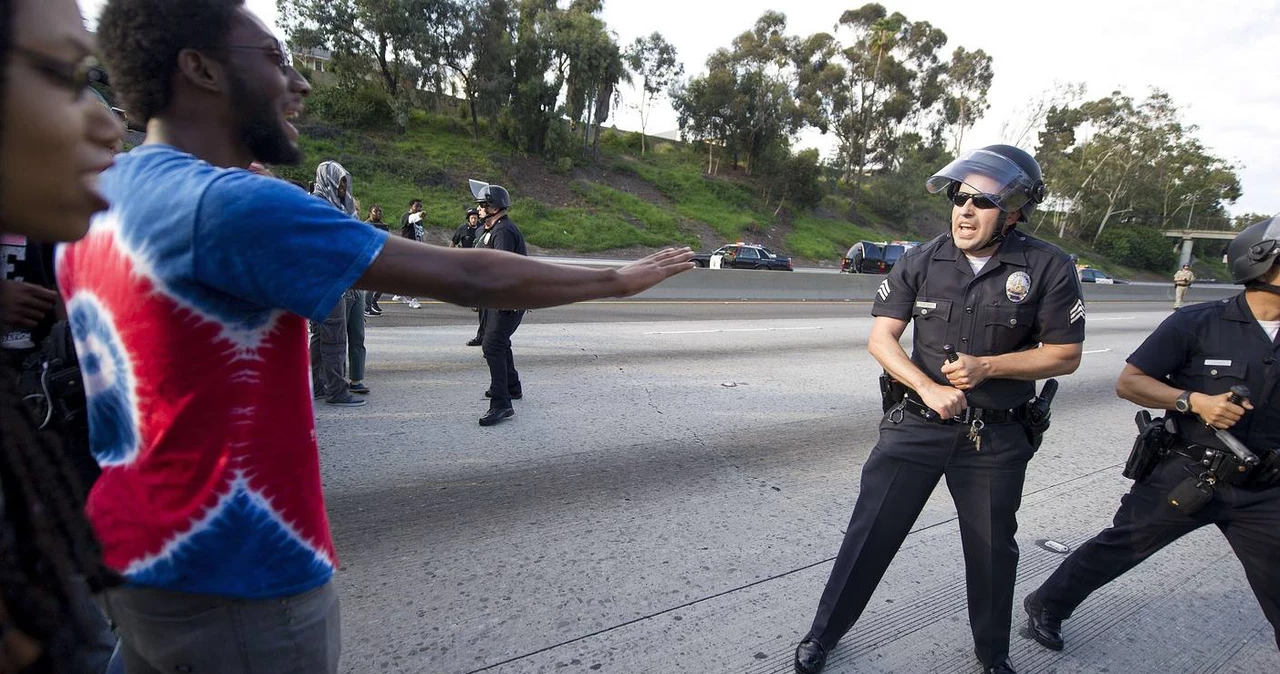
top-left (228, 71), bottom-right (301, 166)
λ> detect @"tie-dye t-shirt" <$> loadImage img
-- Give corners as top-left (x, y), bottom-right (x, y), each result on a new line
top-left (57, 145), bottom-right (388, 599)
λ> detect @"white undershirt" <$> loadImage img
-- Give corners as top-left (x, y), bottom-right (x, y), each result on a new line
top-left (964, 253), bottom-right (992, 274)
top-left (1259, 319), bottom-right (1280, 342)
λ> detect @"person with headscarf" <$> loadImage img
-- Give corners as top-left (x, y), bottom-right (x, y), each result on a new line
top-left (309, 160), bottom-right (367, 405)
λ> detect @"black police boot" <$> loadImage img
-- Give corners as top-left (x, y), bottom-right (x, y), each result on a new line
top-left (484, 390), bottom-right (523, 400)
top-left (479, 407), bottom-right (514, 426)
top-left (466, 338), bottom-right (483, 347)
top-left (1023, 592), bottom-right (1065, 651)
top-left (984, 660), bottom-right (1016, 674)
top-left (793, 638), bottom-right (826, 674)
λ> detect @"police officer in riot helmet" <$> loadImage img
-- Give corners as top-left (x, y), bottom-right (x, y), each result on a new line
top-left (453, 207), bottom-right (480, 249)
top-left (794, 145), bottom-right (1085, 674)
top-left (469, 179), bottom-right (528, 426)
top-left (1025, 214), bottom-right (1280, 654)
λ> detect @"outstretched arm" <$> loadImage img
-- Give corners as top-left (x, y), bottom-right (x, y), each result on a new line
top-left (357, 238), bottom-right (694, 310)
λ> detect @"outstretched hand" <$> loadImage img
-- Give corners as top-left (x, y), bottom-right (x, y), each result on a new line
top-left (614, 248), bottom-right (695, 297)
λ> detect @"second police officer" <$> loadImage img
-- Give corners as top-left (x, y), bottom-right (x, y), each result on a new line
top-left (469, 179), bottom-right (528, 426)
top-left (1024, 215), bottom-right (1280, 653)
top-left (794, 145), bottom-right (1086, 674)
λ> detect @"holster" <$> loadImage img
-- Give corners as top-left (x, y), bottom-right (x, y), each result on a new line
top-left (879, 372), bottom-right (908, 414)
top-left (1249, 449), bottom-right (1280, 488)
top-left (1023, 379), bottom-right (1058, 450)
top-left (1124, 410), bottom-right (1172, 481)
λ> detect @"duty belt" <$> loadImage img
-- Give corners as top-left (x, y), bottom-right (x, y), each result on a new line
top-left (901, 391), bottom-right (1030, 425)
top-left (1168, 441), bottom-right (1276, 489)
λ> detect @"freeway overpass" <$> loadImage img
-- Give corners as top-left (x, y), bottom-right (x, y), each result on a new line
top-left (1163, 228), bottom-right (1238, 266)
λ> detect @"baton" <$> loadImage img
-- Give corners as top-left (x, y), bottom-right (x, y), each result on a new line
top-left (1208, 385), bottom-right (1258, 467)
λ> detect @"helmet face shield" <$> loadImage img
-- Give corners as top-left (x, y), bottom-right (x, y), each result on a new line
top-left (926, 149), bottom-right (1039, 214)
top-left (468, 179), bottom-right (490, 201)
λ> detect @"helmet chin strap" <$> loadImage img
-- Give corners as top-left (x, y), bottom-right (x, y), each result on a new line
top-left (1247, 281), bottom-right (1280, 297)
top-left (968, 222), bottom-right (1016, 252)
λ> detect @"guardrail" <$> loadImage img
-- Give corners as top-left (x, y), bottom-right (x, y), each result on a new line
top-left (631, 268), bottom-right (1239, 303)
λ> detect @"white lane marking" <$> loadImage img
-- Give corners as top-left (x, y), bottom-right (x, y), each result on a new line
top-left (1083, 349), bottom-right (1112, 355)
top-left (1086, 316), bottom-right (1136, 321)
top-left (645, 327), bottom-right (824, 335)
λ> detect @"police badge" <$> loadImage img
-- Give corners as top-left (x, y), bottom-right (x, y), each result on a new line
top-left (1006, 271), bottom-right (1032, 303)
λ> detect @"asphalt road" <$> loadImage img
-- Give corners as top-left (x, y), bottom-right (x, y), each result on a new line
top-left (316, 299), bottom-right (1278, 674)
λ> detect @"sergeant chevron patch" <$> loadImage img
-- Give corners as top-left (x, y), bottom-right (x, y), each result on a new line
top-left (1069, 299), bottom-right (1086, 324)
top-left (877, 279), bottom-right (891, 301)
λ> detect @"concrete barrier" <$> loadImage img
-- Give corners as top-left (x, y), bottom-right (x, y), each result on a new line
top-left (632, 267), bottom-right (1240, 303)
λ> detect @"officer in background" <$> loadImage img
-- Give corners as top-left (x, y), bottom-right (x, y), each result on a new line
top-left (1173, 263), bottom-right (1196, 308)
top-left (453, 207), bottom-right (480, 249)
top-left (794, 145), bottom-right (1085, 674)
top-left (469, 179), bottom-right (527, 426)
top-left (1024, 215), bottom-right (1280, 653)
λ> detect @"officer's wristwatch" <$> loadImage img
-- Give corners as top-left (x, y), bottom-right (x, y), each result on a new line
top-left (1174, 390), bottom-right (1194, 413)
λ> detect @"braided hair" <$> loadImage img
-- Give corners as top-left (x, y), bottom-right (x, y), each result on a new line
top-left (0, 0), bottom-right (122, 648)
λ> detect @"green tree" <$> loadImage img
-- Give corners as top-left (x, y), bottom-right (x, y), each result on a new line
top-left (278, 0), bottom-right (426, 99)
top-left (941, 46), bottom-right (993, 154)
top-left (625, 33), bottom-right (684, 156)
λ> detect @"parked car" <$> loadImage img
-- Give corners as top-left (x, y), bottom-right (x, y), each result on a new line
top-left (690, 243), bottom-right (793, 270)
top-left (841, 241), bottom-right (907, 274)
top-left (1078, 267), bottom-right (1130, 284)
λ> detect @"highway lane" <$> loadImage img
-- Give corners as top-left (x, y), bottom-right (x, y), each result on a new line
top-left (316, 300), bottom-right (1277, 674)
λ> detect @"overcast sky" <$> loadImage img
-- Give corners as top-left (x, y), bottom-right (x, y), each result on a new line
top-left (81, 0), bottom-right (1280, 218)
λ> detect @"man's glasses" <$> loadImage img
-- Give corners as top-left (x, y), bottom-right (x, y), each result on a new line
top-left (949, 190), bottom-right (1002, 211)
top-left (222, 42), bottom-right (293, 72)
top-left (12, 46), bottom-right (95, 96)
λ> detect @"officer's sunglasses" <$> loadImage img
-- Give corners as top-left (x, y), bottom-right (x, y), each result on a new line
top-left (949, 190), bottom-right (1002, 211)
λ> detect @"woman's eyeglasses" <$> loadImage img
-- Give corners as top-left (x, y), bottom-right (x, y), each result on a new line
top-left (12, 46), bottom-right (96, 96)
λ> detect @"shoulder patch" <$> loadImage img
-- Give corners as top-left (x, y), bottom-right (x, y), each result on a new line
top-left (1069, 299), bottom-right (1086, 324)
top-left (877, 278), bottom-right (891, 301)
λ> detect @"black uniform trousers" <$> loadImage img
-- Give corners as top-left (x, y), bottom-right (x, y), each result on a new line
top-left (1036, 453), bottom-right (1280, 649)
top-left (482, 309), bottom-right (524, 408)
top-left (807, 411), bottom-right (1034, 666)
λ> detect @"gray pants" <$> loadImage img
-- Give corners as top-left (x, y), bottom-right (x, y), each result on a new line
top-left (346, 289), bottom-right (366, 383)
top-left (310, 294), bottom-right (349, 399)
top-left (103, 582), bottom-right (340, 674)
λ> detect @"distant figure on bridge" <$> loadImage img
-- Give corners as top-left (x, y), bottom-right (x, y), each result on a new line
top-left (1024, 215), bottom-right (1280, 655)
top-left (1173, 263), bottom-right (1196, 307)
top-left (793, 145), bottom-right (1084, 674)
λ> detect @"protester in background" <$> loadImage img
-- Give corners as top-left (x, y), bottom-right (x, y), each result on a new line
top-left (0, 0), bottom-right (125, 669)
top-left (396, 198), bottom-right (423, 309)
top-left (364, 204), bottom-right (388, 316)
top-left (310, 161), bottom-right (366, 407)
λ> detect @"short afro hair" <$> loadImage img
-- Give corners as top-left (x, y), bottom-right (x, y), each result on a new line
top-left (97, 0), bottom-right (245, 123)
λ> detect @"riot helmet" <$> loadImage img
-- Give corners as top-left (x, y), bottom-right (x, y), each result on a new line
top-left (466, 207), bottom-right (479, 217)
top-left (1228, 215), bottom-right (1280, 285)
top-left (468, 179), bottom-right (511, 210)
top-left (926, 145), bottom-right (1046, 224)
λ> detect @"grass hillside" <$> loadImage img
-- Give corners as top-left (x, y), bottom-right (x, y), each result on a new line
top-left (269, 109), bottom-right (1210, 281)
top-left (271, 110), bottom-right (907, 265)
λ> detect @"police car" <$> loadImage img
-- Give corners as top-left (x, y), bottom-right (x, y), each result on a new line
top-left (1077, 267), bottom-right (1130, 284)
top-left (691, 243), bottom-right (794, 271)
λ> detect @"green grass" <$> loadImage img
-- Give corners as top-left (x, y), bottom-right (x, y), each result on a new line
top-left (617, 153), bottom-right (761, 239)
top-left (787, 215), bottom-right (885, 262)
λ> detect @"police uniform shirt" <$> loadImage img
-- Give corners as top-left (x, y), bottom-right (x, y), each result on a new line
top-left (481, 215), bottom-right (528, 257)
top-left (1127, 292), bottom-right (1280, 453)
top-left (872, 231), bottom-right (1086, 410)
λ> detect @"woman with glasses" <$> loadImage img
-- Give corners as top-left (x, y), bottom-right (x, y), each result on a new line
top-left (0, 0), bottom-right (126, 671)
